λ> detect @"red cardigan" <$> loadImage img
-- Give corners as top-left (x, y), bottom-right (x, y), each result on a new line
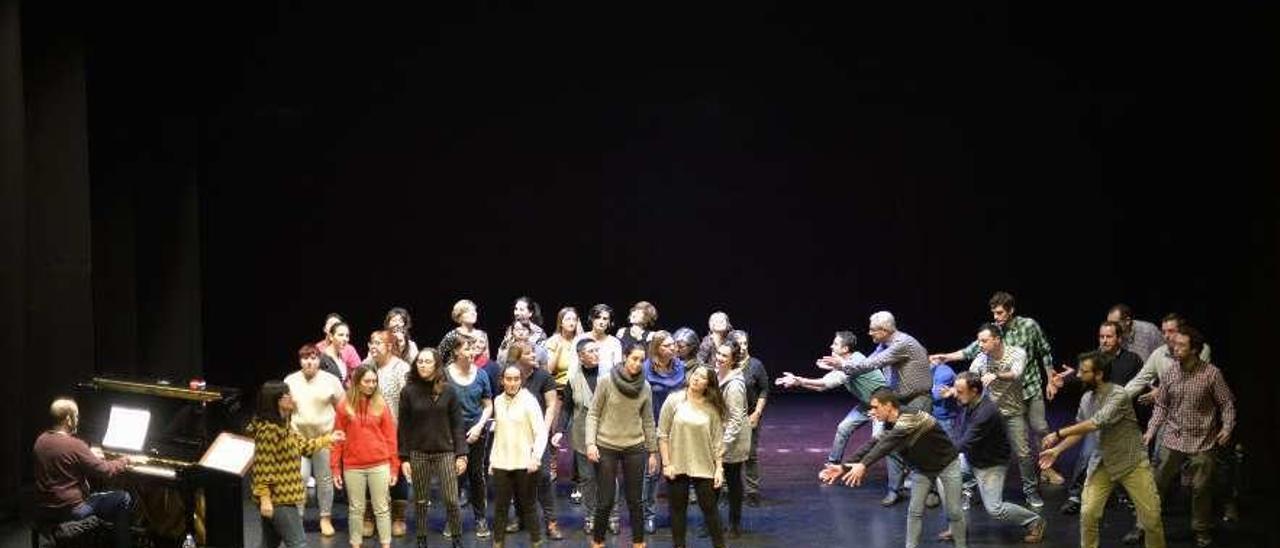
top-left (331, 400), bottom-right (399, 475)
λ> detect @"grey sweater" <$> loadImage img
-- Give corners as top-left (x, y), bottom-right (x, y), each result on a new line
top-left (586, 371), bottom-right (657, 452)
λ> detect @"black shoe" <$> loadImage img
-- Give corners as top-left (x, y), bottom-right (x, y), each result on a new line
top-left (1059, 498), bottom-right (1080, 515)
top-left (727, 525), bottom-right (742, 539)
top-left (417, 537), bottom-right (429, 548)
top-left (881, 490), bottom-right (902, 507)
top-left (746, 493), bottom-right (761, 507)
top-left (644, 517), bottom-right (656, 534)
top-left (925, 492), bottom-right (940, 508)
top-left (1122, 527), bottom-right (1144, 545)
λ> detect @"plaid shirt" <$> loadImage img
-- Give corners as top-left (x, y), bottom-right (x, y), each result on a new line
top-left (962, 316), bottom-right (1052, 401)
top-left (1124, 319), bottom-right (1164, 361)
top-left (843, 330), bottom-right (932, 402)
top-left (1078, 382), bottom-right (1145, 478)
top-left (1147, 360), bottom-right (1236, 454)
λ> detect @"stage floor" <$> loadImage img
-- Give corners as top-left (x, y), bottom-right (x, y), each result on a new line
top-left (1, 392), bottom-right (1261, 547)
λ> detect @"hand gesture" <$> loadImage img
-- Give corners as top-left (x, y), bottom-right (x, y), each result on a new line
top-left (1041, 432), bottom-right (1059, 450)
top-left (776, 373), bottom-right (799, 388)
top-left (466, 424), bottom-right (483, 444)
top-left (928, 354), bottom-right (949, 364)
top-left (817, 356), bottom-right (842, 371)
top-left (1137, 390), bottom-right (1157, 406)
top-left (455, 456), bottom-right (468, 476)
top-left (841, 463), bottom-right (867, 487)
top-left (819, 463), bottom-right (844, 484)
top-left (981, 373), bottom-right (997, 386)
top-left (587, 445), bottom-right (600, 463)
top-left (1038, 448), bottom-right (1060, 470)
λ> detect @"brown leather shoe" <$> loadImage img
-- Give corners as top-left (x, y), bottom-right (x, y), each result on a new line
top-left (1024, 517), bottom-right (1046, 544)
top-left (319, 516), bottom-right (335, 537)
top-left (938, 528), bottom-right (954, 542)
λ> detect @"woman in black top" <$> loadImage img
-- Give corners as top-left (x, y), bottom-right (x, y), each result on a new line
top-left (398, 348), bottom-right (467, 548)
top-left (617, 301), bottom-right (658, 351)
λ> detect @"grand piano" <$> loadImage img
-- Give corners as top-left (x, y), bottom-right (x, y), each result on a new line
top-left (75, 377), bottom-right (245, 547)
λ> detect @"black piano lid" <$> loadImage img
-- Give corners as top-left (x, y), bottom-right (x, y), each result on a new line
top-left (74, 377), bottom-right (242, 463)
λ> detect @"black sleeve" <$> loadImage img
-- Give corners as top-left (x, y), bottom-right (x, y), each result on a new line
top-left (449, 389), bottom-right (467, 457)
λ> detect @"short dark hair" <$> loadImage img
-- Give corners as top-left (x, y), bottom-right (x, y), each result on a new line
top-left (1079, 351), bottom-right (1109, 381)
top-left (1160, 312), bottom-right (1185, 326)
top-left (1108, 303), bottom-right (1134, 321)
top-left (590, 303), bottom-right (614, 322)
top-left (1177, 324), bottom-right (1206, 353)
top-left (868, 388), bottom-right (899, 408)
top-left (1100, 320), bottom-right (1123, 337)
top-left (834, 331), bottom-right (858, 353)
top-left (988, 291), bottom-right (1016, 311)
top-left (623, 341), bottom-right (647, 358)
top-left (575, 337), bottom-right (596, 354)
top-left (978, 322), bottom-right (1004, 339)
top-left (955, 371), bottom-right (983, 394)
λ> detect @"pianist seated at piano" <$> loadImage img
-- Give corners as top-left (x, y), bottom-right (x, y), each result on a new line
top-left (34, 397), bottom-right (148, 548)
top-left (248, 381), bottom-right (345, 548)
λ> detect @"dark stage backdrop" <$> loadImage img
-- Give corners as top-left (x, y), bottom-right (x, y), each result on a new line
top-left (3, 1), bottom-right (1277, 523)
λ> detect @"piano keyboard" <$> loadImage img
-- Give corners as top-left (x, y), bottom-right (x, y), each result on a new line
top-left (129, 463), bottom-right (178, 479)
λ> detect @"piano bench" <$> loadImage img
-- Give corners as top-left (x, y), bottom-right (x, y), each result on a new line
top-left (29, 516), bottom-right (108, 548)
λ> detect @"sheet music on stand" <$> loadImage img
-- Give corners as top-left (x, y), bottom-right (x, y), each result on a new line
top-left (102, 406), bottom-right (151, 452)
top-left (198, 432), bottom-right (255, 476)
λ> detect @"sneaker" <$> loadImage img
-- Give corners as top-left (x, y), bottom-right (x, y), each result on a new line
top-left (1121, 527), bottom-right (1143, 545)
top-left (569, 489), bottom-right (583, 505)
top-left (880, 490), bottom-right (902, 507)
top-left (475, 519), bottom-right (492, 539)
top-left (745, 493), bottom-right (761, 507)
top-left (1059, 498), bottom-right (1080, 515)
top-left (442, 528), bottom-right (454, 539)
top-left (644, 517), bottom-right (656, 534)
top-left (961, 488), bottom-right (973, 511)
top-left (608, 517), bottom-right (620, 535)
top-left (506, 520), bottom-right (520, 533)
top-left (546, 520), bottom-right (564, 540)
top-left (1025, 491), bottom-right (1044, 509)
top-left (1194, 533), bottom-right (1212, 548)
top-left (925, 492), bottom-right (941, 508)
top-left (1024, 517), bottom-right (1046, 543)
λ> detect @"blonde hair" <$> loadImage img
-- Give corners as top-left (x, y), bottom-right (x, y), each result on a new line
top-left (451, 299), bottom-right (477, 324)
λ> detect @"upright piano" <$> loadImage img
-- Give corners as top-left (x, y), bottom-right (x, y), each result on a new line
top-left (75, 377), bottom-right (245, 547)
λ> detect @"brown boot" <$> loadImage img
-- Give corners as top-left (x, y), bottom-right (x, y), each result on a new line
top-left (392, 500), bottom-right (409, 536)
top-left (1024, 517), bottom-right (1046, 543)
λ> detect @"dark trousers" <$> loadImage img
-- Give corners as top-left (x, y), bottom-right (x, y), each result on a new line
top-left (720, 461), bottom-right (744, 529)
top-left (669, 475), bottom-right (724, 548)
top-left (592, 447), bottom-right (646, 543)
top-left (459, 431), bottom-right (489, 521)
top-left (66, 491), bottom-right (133, 548)
top-left (492, 468), bottom-right (541, 544)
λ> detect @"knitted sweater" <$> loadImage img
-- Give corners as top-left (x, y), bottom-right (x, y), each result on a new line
top-left (249, 419), bottom-right (332, 506)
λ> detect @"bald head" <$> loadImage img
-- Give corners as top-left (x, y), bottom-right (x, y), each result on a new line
top-left (50, 398), bottom-right (79, 431)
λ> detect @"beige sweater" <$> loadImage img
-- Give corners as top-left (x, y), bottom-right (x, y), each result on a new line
top-left (658, 391), bottom-right (724, 479)
top-left (586, 372), bottom-right (656, 452)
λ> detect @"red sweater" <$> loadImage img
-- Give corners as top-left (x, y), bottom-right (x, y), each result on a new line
top-left (331, 400), bottom-right (399, 474)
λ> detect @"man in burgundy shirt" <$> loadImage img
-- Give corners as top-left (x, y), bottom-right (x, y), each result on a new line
top-left (33, 398), bottom-right (144, 548)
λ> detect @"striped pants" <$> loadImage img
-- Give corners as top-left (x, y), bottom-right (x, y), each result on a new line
top-left (409, 451), bottom-right (462, 538)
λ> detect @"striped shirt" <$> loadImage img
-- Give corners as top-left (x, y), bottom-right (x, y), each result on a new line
top-left (968, 345), bottom-right (1027, 417)
top-left (961, 316), bottom-right (1052, 402)
top-left (1148, 360), bottom-right (1235, 454)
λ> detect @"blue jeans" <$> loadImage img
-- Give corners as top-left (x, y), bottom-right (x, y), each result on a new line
top-left (905, 458), bottom-right (966, 548)
top-left (827, 405), bottom-right (881, 463)
top-left (69, 491), bottom-right (133, 548)
top-left (973, 465), bottom-right (1040, 527)
top-left (259, 505), bottom-right (306, 548)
